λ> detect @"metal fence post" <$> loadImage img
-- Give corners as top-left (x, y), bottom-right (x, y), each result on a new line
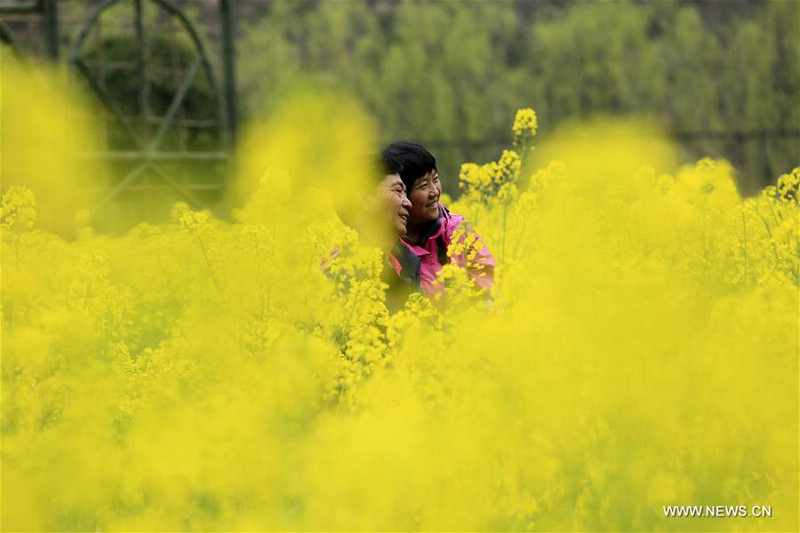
top-left (220, 0), bottom-right (237, 147)
top-left (42, 0), bottom-right (58, 60)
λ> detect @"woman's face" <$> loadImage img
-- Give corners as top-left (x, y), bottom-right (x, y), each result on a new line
top-left (408, 170), bottom-right (441, 225)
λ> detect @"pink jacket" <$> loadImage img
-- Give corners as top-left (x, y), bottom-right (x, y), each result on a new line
top-left (391, 204), bottom-right (495, 295)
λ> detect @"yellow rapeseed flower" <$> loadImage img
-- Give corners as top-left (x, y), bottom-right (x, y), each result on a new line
top-left (512, 108), bottom-right (538, 146)
top-left (0, 185), bottom-right (37, 231)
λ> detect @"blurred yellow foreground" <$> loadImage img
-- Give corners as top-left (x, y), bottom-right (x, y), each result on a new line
top-left (2, 56), bottom-right (798, 531)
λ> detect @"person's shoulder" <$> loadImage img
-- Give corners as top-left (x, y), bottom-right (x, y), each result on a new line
top-left (387, 252), bottom-right (403, 275)
top-left (439, 204), bottom-right (468, 235)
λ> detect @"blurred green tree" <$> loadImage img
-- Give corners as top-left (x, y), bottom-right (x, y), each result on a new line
top-left (236, 0), bottom-right (799, 193)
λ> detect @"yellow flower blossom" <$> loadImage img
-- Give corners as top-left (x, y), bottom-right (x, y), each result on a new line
top-left (1, 85), bottom-right (797, 532)
top-left (1, 186), bottom-right (37, 231)
top-left (512, 108), bottom-right (538, 146)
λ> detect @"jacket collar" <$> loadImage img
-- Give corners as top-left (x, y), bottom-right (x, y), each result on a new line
top-left (402, 204), bottom-right (449, 249)
top-left (389, 241), bottom-right (421, 286)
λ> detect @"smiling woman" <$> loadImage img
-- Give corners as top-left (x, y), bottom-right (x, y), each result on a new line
top-left (381, 142), bottom-right (496, 295)
top-left (407, 169), bottom-right (442, 234)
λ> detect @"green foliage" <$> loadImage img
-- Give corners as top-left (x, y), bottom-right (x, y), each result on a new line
top-left (237, 1), bottom-right (799, 194)
top-left (81, 32), bottom-right (219, 151)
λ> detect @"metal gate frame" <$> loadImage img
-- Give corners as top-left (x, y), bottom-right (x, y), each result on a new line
top-left (1, 0), bottom-right (238, 210)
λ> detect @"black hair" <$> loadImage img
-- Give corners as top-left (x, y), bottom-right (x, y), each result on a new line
top-left (380, 142), bottom-right (437, 192)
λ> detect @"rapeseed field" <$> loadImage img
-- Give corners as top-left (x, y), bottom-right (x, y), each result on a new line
top-left (2, 56), bottom-right (798, 532)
